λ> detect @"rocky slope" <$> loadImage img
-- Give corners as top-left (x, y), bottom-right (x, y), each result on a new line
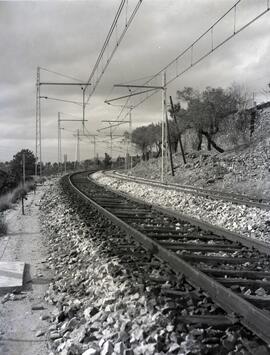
top-left (128, 108), bottom-right (270, 200)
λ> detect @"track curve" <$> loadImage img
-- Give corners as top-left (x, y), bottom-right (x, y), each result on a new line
top-left (68, 170), bottom-right (270, 346)
top-left (105, 171), bottom-right (270, 211)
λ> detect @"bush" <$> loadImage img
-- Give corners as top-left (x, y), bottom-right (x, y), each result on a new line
top-left (0, 193), bottom-right (13, 212)
top-left (0, 181), bottom-right (34, 212)
top-left (11, 186), bottom-right (27, 203)
top-left (0, 215), bottom-right (7, 236)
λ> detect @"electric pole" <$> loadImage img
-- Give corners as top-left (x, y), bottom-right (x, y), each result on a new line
top-left (58, 113), bottom-right (85, 171)
top-left (64, 154), bottom-right (67, 174)
top-left (73, 132), bottom-right (98, 160)
top-left (58, 112), bottom-right (62, 170)
top-left (93, 135), bottom-right (96, 158)
top-left (22, 152), bottom-right (26, 187)
top-left (161, 71), bottom-right (167, 183)
top-left (82, 87), bottom-right (86, 133)
top-left (21, 152), bottom-right (25, 215)
top-left (169, 96), bottom-right (186, 165)
top-left (35, 66), bottom-right (41, 177)
top-left (100, 116), bottom-right (132, 168)
top-left (110, 126), bottom-right (113, 157)
top-left (106, 83), bottom-right (165, 178)
top-left (128, 108), bottom-right (133, 169)
top-left (166, 110), bottom-right (175, 176)
top-left (36, 73), bottom-right (89, 177)
top-left (76, 129), bottom-right (80, 167)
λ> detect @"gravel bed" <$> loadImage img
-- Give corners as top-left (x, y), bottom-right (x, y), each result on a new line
top-left (39, 179), bottom-right (265, 355)
top-left (91, 172), bottom-right (270, 244)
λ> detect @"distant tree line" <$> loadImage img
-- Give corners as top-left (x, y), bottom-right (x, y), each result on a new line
top-left (0, 148), bottom-right (137, 196)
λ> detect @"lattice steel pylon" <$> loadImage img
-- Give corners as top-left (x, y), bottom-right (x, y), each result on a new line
top-left (35, 66), bottom-right (42, 176)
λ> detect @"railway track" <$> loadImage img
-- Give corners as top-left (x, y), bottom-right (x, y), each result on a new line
top-left (68, 171), bottom-right (270, 347)
top-left (105, 171), bottom-right (270, 210)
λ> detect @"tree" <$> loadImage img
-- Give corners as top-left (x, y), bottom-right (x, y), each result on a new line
top-left (131, 126), bottom-right (149, 156)
top-left (123, 130), bottom-right (131, 141)
top-left (84, 159), bottom-right (93, 170)
top-left (168, 102), bottom-right (189, 153)
top-left (131, 124), bottom-right (162, 159)
top-left (103, 153), bottom-right (112, 168)
top-left (93, 156), bottom-right (101, 167)
top-left (176, 86), bottom-right (241, 152)
top-left (150, 123), bottom-right (162, 157)
top-left (10, 149), bottom-right (35, 182)
top-left (116, 155), bottom-right (125, 168)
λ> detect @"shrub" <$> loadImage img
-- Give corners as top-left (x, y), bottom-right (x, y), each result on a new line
top-left (0, 193), bottom-right (13, 212)
top-left (0, 215), bottom-right (7, 236)
top-left (0, 181), bottom-right (34, 212)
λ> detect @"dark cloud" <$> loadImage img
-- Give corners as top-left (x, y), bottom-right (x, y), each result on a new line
top-left (0, 0), bottom-right (269, 161)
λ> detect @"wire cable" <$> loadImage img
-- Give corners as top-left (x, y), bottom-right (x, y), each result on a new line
top-left (84, 0), bottom-right (143, 104)
top-left (109, 0), bottom-right (270, 111)
top-left (39, 67), bottom-right (83, 82)
top-left (84, 0), bottom-right (126, 89)
top-left (40, 96), bottom-right (84, 106)
top-left (59, 112), bottom-right (83, 120)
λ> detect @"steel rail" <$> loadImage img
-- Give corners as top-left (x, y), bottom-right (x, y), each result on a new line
top-left (90, 174), bottom-right (270, 256)
top-left (105, 171), bottom-right (270, 210)
top-left (68, 171), bottom-right (270, 345)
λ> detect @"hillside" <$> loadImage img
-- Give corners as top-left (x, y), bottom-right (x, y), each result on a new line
top-left (0, 169), bottom-right (8, 193)
top-left (127, 107), bottom-right (270, 200)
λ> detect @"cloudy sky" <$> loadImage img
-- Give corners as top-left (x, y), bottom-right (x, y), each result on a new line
top-left (0, 0), bottom-right (270, 162)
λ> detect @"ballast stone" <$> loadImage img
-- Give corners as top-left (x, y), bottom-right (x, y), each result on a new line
top-left (40, 180), bottom-right (254, 355)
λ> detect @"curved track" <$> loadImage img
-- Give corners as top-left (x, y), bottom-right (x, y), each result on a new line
top-left (68, 171), bottom-right (270, 345)
top-left (105, 171), bottom-right (270, 210)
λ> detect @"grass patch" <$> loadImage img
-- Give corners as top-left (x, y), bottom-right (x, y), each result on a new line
top-left (0, 181), bottom-right (34, 212)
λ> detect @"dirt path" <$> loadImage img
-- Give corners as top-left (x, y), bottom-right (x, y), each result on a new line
top-left (0, 185), bottom-right (53, 355)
